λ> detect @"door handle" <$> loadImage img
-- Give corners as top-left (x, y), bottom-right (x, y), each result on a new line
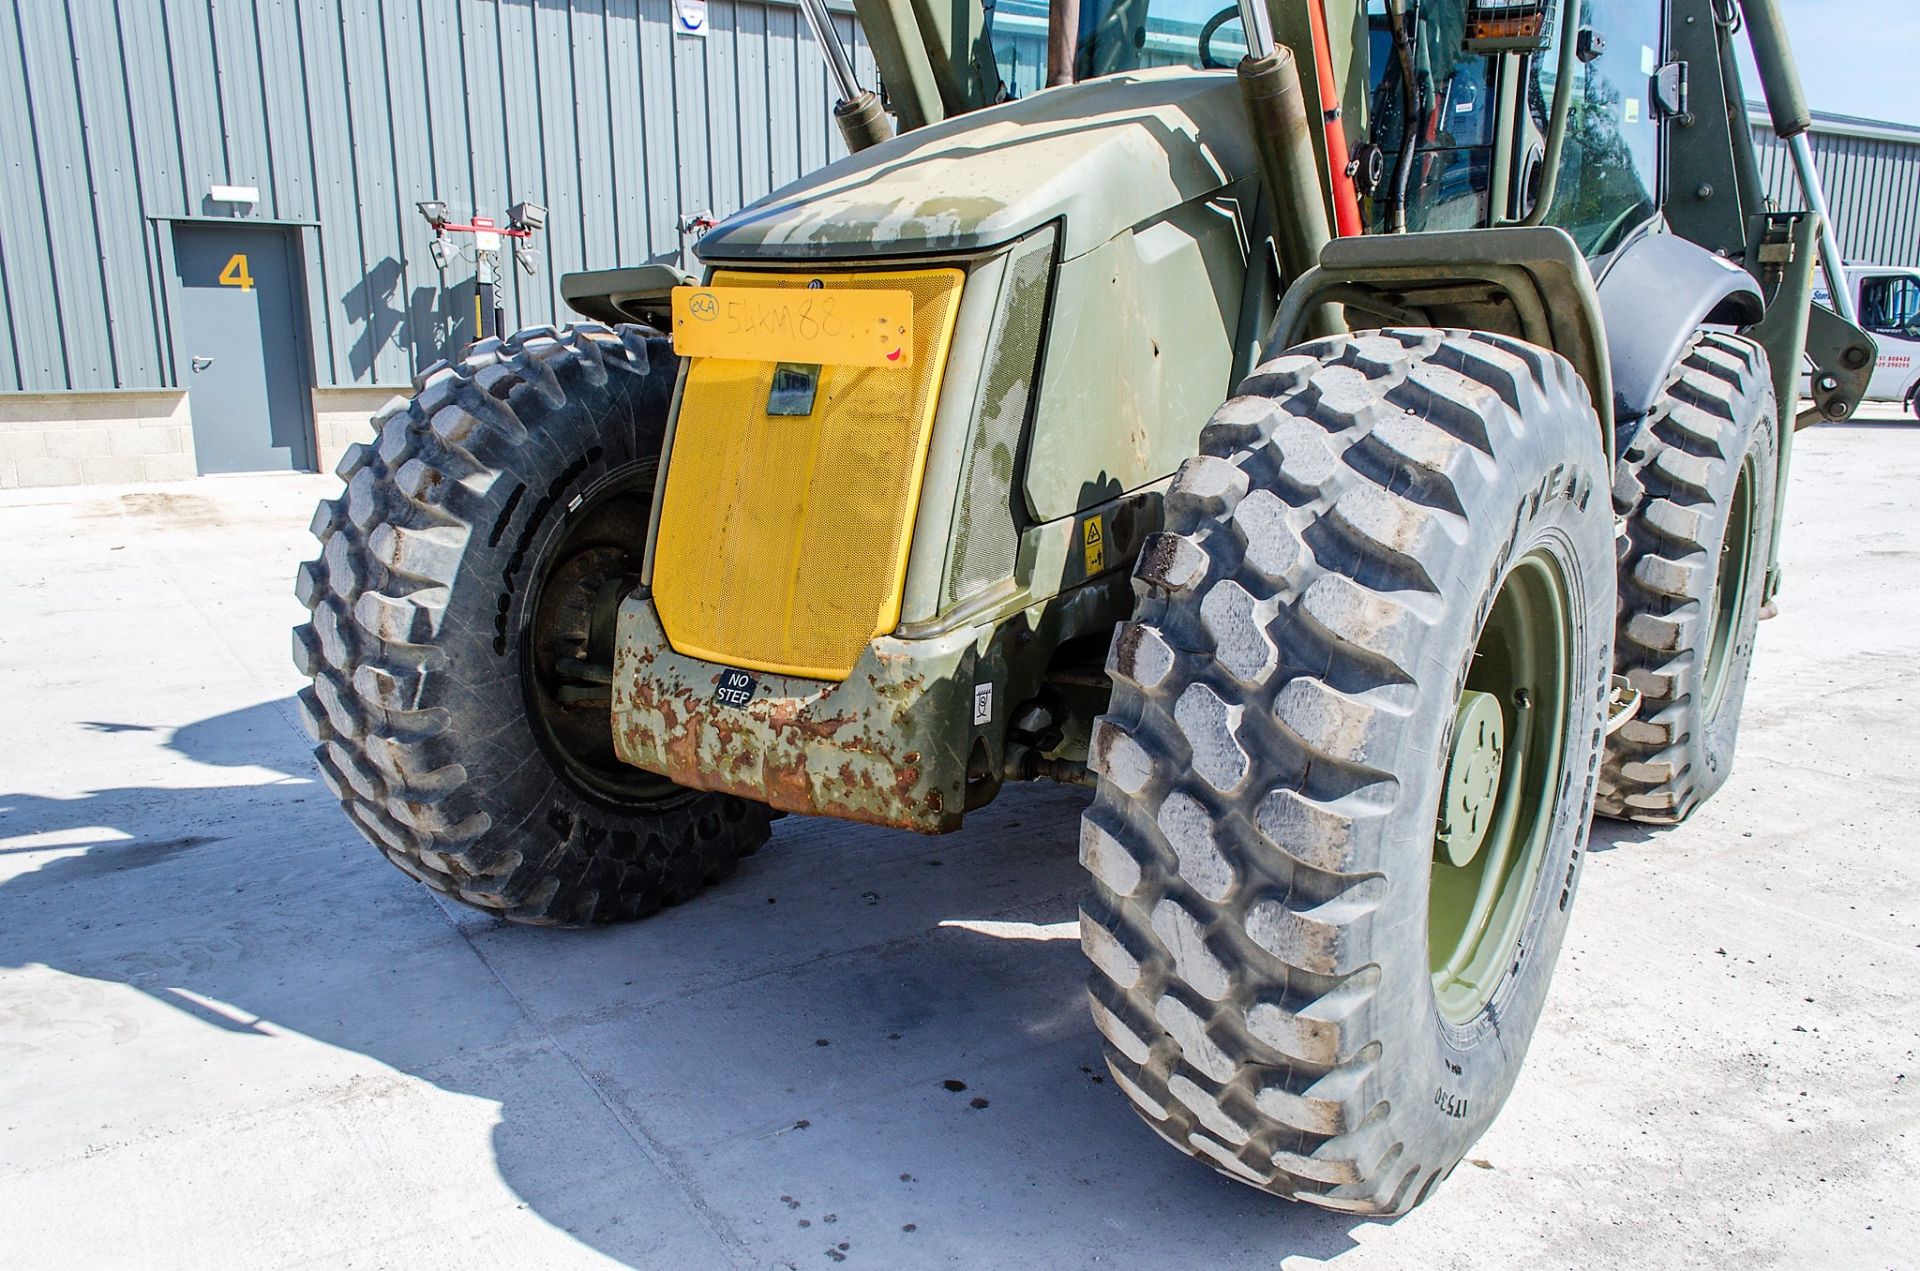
top-left (191, 356), bottom-right (214, 372)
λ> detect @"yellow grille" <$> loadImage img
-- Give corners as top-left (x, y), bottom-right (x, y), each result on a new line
top-left (652, 267), bottom-right (965, 681)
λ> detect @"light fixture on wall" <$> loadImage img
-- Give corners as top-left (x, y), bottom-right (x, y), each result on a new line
top-left (415, 195), bottom-right (547, 341)
top-left (208, 184), bottom-right (259, 207)
top-left (507, 201), bottom-right (547, 233)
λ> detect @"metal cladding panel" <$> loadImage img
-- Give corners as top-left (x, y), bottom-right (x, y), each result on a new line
top-left (653, 267), bottom-right (966, 681)
top-left (209, 0), bottom-right (271, 204)
top-left (68, 0), bottom-right (163, 387)
top-left (22, 0), bottom-right (115, 387)
top-left (256, 0), bottom-right (317, 221)
top-left (0, 3), bottom-right (67, 390)
top-left (4, 0), bottom-right (857, 394)
top-left (1755, 119), bottom-right (1920, 269)
top-left (574, 1), bottom-right (622, 275)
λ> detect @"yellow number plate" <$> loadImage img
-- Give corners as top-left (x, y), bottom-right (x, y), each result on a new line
top-left (670, 285), bottom-right (914, 368)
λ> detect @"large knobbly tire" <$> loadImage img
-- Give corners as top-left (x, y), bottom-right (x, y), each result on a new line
top-left (293, 324), bottom-right (772, 926)
top-left (1598, 333), bottom-right (1777, 823)
top-left (1082, 330), bottom-right (1614, 1213)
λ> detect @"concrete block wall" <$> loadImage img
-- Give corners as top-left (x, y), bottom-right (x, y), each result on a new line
top-left (0, 393), bottom-right (195, 488)
top-left (312, 387), bottom-right (408, 479)
top-left (0, 387), bottom-right (406, 488)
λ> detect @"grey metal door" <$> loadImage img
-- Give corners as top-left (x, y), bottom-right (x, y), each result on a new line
top-left (173, 224), bottom-right (314, 473)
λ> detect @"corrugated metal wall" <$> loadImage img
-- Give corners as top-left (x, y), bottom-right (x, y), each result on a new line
top-left (1754, 115), bottom-right (1920, 270)
top-left (0, 0), bottom-right (871, 393)
top-left (8, 3), bottom-right (1920, 398)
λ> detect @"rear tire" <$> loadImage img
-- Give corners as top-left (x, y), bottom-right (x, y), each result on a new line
top-left (293, 324), bottom-right (773, 926)
top-left (1083, 330), bottom-right (1614, 1214)
top-left (1598, 332), bottom-right (1777, 823)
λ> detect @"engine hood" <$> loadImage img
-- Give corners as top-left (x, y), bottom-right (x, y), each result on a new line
top-left (695, 68), bottom-right (1256, 265)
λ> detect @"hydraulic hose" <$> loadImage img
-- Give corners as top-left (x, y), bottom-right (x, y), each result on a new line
top-left (1383, 0), bottom-right (1421, 233)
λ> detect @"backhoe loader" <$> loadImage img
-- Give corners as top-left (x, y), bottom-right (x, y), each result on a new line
top-left (295, 0), bottom-right (1874, 1211)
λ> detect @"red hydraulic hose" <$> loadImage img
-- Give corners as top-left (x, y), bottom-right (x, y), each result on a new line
top-left (1308, 0), bottom-right (1364, 236)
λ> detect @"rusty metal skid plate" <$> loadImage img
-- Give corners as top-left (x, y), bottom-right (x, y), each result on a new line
top-left (613, 483), bottom-right (1166, 831)
top-left (612, 596), bottom-right (981, 831)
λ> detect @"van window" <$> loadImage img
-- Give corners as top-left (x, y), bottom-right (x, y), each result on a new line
top-left (1859, 275), bottom-right (1920, 339)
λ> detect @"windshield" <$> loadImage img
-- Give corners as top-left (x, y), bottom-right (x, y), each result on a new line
top-left (988, 0), bottom-right (1242, 98)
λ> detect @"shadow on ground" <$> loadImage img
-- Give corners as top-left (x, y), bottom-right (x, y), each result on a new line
top-left (0, 700), bottom-right (1374, 1266)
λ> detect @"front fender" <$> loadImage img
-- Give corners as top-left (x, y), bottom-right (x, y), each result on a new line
top-left (1596, 232), bottom-right (1763, 443)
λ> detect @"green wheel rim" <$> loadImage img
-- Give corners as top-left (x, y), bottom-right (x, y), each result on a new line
top-left (1703, 461), bottom-right (1757, 718)
top-left (1429, 549), bottom-right (1574, 1025)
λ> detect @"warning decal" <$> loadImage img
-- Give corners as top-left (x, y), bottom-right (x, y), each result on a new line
top-left (1083, 514), bottom-right (1106, 575)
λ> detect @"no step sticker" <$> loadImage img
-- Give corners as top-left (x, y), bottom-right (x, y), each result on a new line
top-left (714, 667), bottom-right (757, 708)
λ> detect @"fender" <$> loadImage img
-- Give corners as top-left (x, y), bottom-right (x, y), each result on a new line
top-left (1596, 232), bottom-right (1763, 445)
top-left (1269, 226), bottom-right (1616, 457)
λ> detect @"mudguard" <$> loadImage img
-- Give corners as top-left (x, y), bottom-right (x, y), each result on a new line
top-left (1596, 232), bottom-right (1764, 445)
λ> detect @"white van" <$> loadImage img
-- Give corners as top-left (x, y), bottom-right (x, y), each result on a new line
top-left (1813, 266), bottom-right (1920, 416)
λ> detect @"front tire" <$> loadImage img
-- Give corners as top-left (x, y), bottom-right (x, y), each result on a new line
top-left (1598, 333), bottom-right (1778, 823)
top-left (1083, 330), bottom-right (1614, 1213)
top-left (293, 324), bottom-right (773, 926)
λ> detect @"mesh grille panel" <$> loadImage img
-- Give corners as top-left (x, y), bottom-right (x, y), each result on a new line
top-left (947, 235), bottom-right (1053, 605)
top-left (653, 267), bottom-right (965, 681)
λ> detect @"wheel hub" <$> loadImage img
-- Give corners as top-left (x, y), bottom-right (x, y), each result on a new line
top-left (1437, 690), bottom-right (1505, 869)
top-left (523, 467), bottom-right (685, 807)
top-left (1428, 550), bottom-right (1572, 1026)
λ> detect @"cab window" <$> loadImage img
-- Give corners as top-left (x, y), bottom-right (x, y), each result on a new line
top-left (988, 0), bottom-right (1239, 98)
top-left (1363, 1), bottom-right (1499, 233)
top-left (1536, 0), bottom-right (1664, 254)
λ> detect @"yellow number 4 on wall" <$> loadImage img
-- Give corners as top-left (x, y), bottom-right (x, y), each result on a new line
top-left (218, 253), bottom-right (253, 291)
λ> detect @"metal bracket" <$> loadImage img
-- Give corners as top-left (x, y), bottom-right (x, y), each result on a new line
top-left (1653, 60), bottom-right (1690, 120)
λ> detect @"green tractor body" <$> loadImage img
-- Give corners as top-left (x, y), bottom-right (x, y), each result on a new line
top-left (297, 0), bottom-right (1878, 1213)
top-left (573, 0), bottom-right (1867, 837)
top-left (609, 70), bottom-right (1258, 830)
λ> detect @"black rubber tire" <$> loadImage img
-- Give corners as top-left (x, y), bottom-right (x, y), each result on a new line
top-left (293, 323), bottom-right (772, 926)
top-left (1082, 330), bottom-right (1615, 1214)
top-left (1598, 332), bottom-right (1778, 823)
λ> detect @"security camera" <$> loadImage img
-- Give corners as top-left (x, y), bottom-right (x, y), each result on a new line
top-left (428, 236), bottom-right (454, 270)
top-left (508, 200), bottom-right (547, 233)
top-left (516, 247), bottom-right (542, 277)
top-left (417, 199), bottom-right (450, 228)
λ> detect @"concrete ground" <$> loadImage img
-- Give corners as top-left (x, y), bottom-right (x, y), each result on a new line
top-left (1, 408), bottom-right (1916, 1270)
